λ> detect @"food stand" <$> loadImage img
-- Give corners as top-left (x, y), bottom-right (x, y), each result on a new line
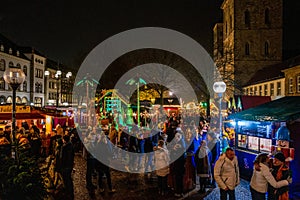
top-left (227, 97), bottom-right (300, 199)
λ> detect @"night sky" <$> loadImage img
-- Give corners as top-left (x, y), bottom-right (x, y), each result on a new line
top-left (0, 0), bottom-right (300, 68)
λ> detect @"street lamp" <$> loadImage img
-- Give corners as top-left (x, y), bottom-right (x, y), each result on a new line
top-left (213, 81), bottom-right (226, 153)
top-left (3, 66), bottom-right (26, 161)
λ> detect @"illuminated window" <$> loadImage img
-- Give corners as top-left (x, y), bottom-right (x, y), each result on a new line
top-left (288, 78), bottom-right (293, 94)
top-left (270, 83), bottom-right (274, 96)
top-left (259, 85), bottom-right (262, 96)
top-left (277, 82), bottom-right (281, 95)
top-left (264, 84), bottom-right (268, 96)
top-left (254, 86), bottom-right (258, 95)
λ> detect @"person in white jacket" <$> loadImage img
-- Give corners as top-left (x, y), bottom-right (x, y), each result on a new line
top-left (250, 153), bottom-right (290, 200)
top-left (214, 147), bottom-right (240, 200)
top-left (154, 140), bottom-right (170, 196)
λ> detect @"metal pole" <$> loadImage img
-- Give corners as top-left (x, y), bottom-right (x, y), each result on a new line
top-left (12, 86), bottom-right (19, 163)
top-left (56, 77), bottom-right (59, 108)
top-left (218, 94), bottom-right (224, 154)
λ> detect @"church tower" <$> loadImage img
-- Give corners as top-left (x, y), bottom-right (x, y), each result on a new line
top-left (214, 0), bottom-right (283, 96)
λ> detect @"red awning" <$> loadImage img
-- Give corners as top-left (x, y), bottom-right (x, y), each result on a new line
top-left (0, 113), bottom-right (45, 120)
top-left (240, 96), bottom-right (271, 110)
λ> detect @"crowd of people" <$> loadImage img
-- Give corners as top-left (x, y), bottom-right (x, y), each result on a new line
top-left (79, 112), bottom-right (222, 198)
top-left (0, 112), bottom-right (293, 200)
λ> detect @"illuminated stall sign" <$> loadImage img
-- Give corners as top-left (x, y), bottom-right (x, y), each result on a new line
top-left (0, 105), bottom-right (31, 113)
top-left (236, 120), bottom-right (273, 153)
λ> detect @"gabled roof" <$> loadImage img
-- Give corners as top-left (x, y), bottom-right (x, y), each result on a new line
top-left (228, 96), bottom-right (300, 122)
top-left (245, 55), bottom-right (300, 86)
top-left (0, 33), bottom-right (29, 60)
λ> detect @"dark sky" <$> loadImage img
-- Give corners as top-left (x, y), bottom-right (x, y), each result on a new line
top-left (1, 0), bottom-right (300, 68)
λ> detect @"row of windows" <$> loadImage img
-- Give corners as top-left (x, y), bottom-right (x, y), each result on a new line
top-left (0, 45), bottom-right (20, 56)
top-left (0, 59), bottom-right (28, 75)
top-left (288, 76), bottom-right (300, 94)
top-left (244, 41), bottom-right (270, 56)
top-left (0, 96), bottom-right (28, 104)
top-left (35, 58), bottom-right (44, 64)
top-left (224, 8), bottom-right (271, 36)
top-left (244, 82), bottom-right (282, 96)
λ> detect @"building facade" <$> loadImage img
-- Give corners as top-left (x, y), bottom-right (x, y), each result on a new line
top-left (214, 0), bottom-right (283, 96)
top-left (0, 35), bottom-right (31, 105)
top-left (243, 55), bottom-right (300, 99)
top-left (243, 78), bottom-right (285, 100)
top-left (282, 65), bottom-right (300, 96)
top-left (0, 33), bottom-right (75, 107)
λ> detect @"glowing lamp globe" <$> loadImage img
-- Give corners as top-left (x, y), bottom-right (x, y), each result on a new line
top-left (3, 66), bottom-right (26, 88)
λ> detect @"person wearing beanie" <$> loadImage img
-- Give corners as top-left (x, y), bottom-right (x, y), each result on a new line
top-left (267, 152), bottom-right (291, 200)
top-left (250, 153), bottom-right (290, 200)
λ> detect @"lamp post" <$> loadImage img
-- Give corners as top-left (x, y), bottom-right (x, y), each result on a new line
top-left (54, 70), bottom-right (62, 108)
top-left (3, 66), bottom-right (26, 161)
top-left (213, 81), bottom-right (226, 153)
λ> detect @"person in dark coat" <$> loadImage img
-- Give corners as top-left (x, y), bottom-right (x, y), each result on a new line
top-left (171, 132), bottom-right (186, 198)
top-left (207, 131), bottom-right (220, 187)
top-left (195, 140), bottom-right (211, 193)
top-left (61, 135), bottom-right (75, 200)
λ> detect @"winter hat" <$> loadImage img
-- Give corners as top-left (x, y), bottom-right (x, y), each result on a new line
top-left (274, 152), bottom-right (285, 162)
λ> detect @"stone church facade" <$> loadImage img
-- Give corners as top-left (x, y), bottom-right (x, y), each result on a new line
top-left (214, 0), bottom-right (283, 97)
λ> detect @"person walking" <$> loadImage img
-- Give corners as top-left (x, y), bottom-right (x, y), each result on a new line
top-left (195, 140), bottom-right (211, 193)
top-left (250, 153), bottom-right (290, 200)
top-left (154, 140), bottom-right (170, 196)
top-left (60, 135), bottom-right (75, 200)
top-left (214, 147), bottom-right (240, 200)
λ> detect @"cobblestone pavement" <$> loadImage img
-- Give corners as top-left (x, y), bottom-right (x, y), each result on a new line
top-left (72, 153), bottom-right (251, 200)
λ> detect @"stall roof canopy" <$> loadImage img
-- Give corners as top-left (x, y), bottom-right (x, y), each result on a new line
top-left (228, 96), bottom-right (300, 122)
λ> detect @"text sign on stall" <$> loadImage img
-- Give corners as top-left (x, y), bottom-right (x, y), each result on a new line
top-left (0, 105), bottom-right (31, 113)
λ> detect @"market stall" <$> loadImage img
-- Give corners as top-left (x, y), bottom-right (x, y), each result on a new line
top-left (227, 96), bottom-right (300, 198)
top-left (0, 105), bottom-right (45, 128)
